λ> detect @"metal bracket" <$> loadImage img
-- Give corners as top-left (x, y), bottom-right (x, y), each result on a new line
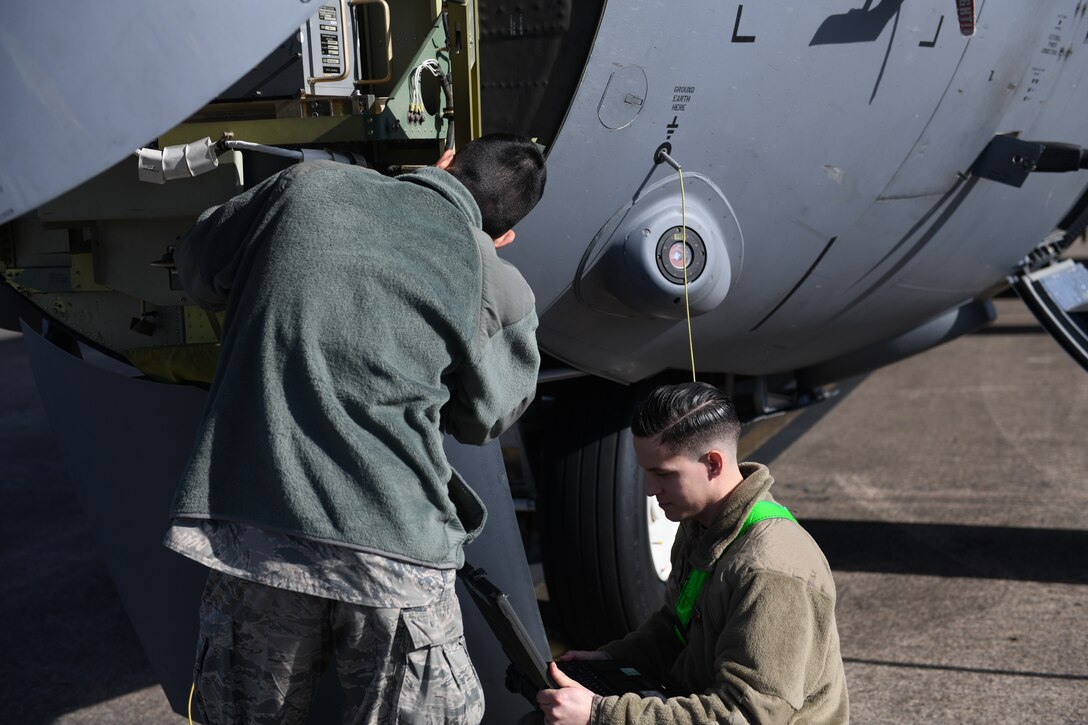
top-left (971, 136), bottom-right (1045, 188)
top-left (973, 136), bottom-right (1088, 188)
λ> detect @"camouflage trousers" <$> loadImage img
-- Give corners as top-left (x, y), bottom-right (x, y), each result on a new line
top-left (192, 570), bottom-right (485, 725)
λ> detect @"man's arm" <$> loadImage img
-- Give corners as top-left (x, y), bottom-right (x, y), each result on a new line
top-left (441, 233), bottom-right (540, 444)
top-left (174, 171), bottom-right (287, 310)
top-left (537, 571), bottom-right (685, 725)
top-left (591, 570), bottom-right (836, 724)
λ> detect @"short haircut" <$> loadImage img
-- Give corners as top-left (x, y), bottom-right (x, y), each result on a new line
top-left (447, 133), bottom-right (547, 237)
top-left (631, 383), bottom-right (741, 457)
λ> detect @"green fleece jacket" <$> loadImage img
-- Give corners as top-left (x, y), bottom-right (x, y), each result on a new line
top-left (170, 161), bottom-right (539, 567)
top-left (595, 463), bottom-right (848, 724)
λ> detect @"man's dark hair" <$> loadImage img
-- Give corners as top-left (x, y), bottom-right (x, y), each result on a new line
top-left (631, 383), bottom-right (741, 456)
top-left (447, 133), bottom-right (547, 237)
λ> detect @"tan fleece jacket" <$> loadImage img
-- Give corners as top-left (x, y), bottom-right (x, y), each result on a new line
top-left (594, 463), bottom-right (849, 724)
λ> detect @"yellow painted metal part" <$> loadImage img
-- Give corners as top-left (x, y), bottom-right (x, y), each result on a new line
top-left (122, 307), bottom-right (223, 383)
top-left (125, 344), bottom-right (220, 385)
top-left (159, 115), bottom-right (369, 148)
top-left (70, 253), bottom-right (111, 292)
top-left (446, 1), bottom-right (482, 149)
top-left (183, 306), bottom-right (223, 345)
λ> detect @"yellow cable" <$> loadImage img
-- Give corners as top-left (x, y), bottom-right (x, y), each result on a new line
top-left (677, 166), bottom-right (697, 382)
top-left (188, 681), bottom-right (195, 724)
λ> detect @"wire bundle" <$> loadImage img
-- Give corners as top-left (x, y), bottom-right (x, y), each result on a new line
top-left (408, 59), bottom-right (443, 124)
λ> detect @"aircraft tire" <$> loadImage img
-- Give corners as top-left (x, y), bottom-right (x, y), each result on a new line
top-left (539, 381), bottom-right (670, 649)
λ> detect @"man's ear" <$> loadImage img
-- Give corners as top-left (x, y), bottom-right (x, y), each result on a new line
top-left (493, 229), bottom-right (516, 248)
top-left (434, 149), bottom-right (455, 170)
top-left (702, 450), bottom-right (725, 479)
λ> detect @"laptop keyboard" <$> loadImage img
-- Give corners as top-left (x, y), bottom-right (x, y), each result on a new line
top-left (556, 661), bottom-right (618, 695)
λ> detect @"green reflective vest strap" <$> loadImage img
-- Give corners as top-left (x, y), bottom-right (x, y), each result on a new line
top-left (672, 501), bottom-right (799, 645)
top-left (671, 568), bottom-right (710, 646)
top-left (738, 500), bottom-right (797, 537)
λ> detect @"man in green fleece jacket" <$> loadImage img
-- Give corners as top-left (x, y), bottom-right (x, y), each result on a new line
top-left (538, 383), bottom-right (849, 724)
top-left (163, 134), bottom-right (546, 724)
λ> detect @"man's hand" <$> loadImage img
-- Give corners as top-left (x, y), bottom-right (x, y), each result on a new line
top-left (434, 149), bottom-right (455, 170)
top-left (537, 662), bottom-right (595, 725)
top-left (557, 650), bottom-right (611, 662)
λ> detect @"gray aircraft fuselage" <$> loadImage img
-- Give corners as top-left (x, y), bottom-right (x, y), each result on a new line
top-left (507, 1), bottom-right (1088, 382)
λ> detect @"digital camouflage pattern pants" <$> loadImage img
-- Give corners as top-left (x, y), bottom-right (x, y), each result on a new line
top-left (193, 569), bottom-right (484, 724)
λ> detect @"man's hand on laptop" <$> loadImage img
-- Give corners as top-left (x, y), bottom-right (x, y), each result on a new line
top-left (538, 662), bottom-right (594, 725)
top-left (556, 649), bottom-right (611, 661)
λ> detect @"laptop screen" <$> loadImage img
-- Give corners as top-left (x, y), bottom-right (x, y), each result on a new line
top-left (458, 564), bottom-right (557, 691)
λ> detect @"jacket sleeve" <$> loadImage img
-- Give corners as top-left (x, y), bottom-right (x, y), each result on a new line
top-left (441, 233), bottom-right (541, 445)
top-left (173, 171), bottom-right (287, 310)
top-left (593, 569), bottom-right (836, 725)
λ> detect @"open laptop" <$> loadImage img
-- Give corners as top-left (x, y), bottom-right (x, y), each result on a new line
top-left (458, 564), bottom-right (682, 704)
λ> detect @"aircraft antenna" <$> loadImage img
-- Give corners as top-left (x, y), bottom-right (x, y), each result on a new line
top-left (654, 146), bottom-right (697, 382)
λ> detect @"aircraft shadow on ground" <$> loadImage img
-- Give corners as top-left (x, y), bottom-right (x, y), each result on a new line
top-left (747, 379), bottom-right (1088, 586)
top-left (1, 334), bottom-right (164, 722)
top-left (804, 519), bottom-right (1088, 584)
top-left (0, 540), bottom-right (163, 722)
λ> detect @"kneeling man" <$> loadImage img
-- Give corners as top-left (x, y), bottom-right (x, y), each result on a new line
top-left (538, 382), bottom-right (849, 724)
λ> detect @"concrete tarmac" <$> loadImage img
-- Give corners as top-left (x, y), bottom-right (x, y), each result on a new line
top-left (755, 295), bottom-right (1088, 723)
top-left (1, 295), bottom-right (1086, 723)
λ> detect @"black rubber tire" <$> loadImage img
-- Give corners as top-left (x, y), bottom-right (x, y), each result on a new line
top-left (538, 381), bottom-right (667, 649)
